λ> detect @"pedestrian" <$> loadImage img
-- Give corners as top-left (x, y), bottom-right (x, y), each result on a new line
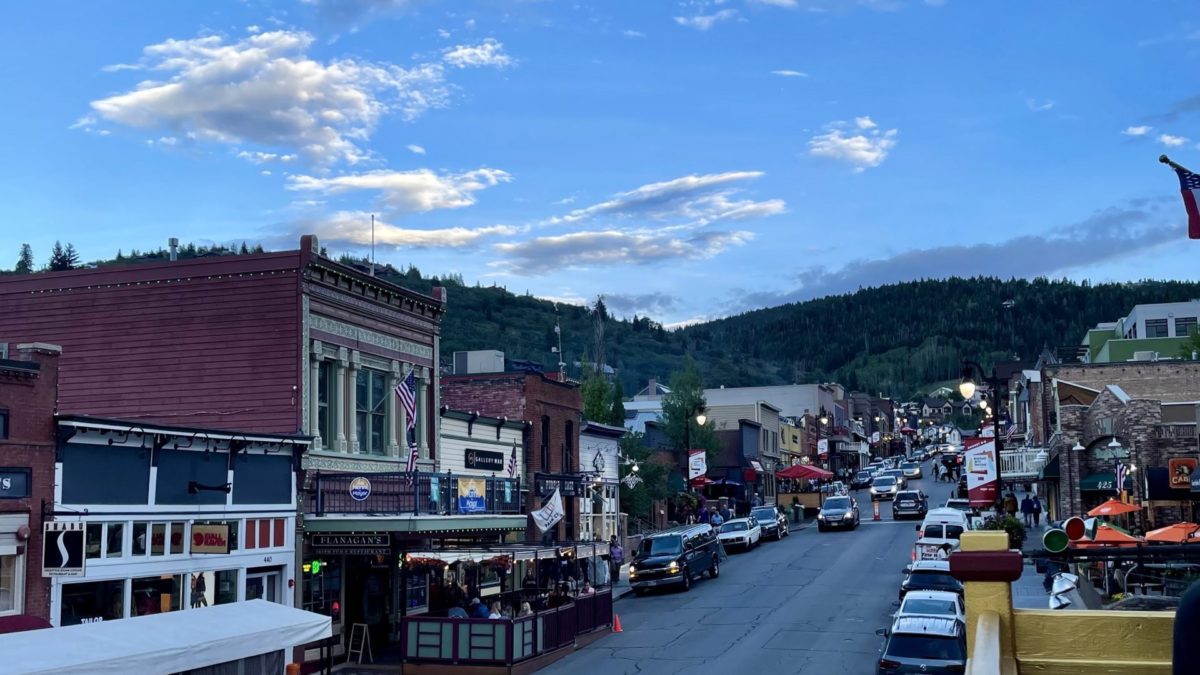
top-left (752, 493), bottom-right (763, 507)
top-left (1032, 496), bottom-right (1043, 528)
top-left (1020, 494), bottom-right (1034, 528)
top-left (609, 535), bottom-right (623, 585)
top-left (1004, 492), bottom-right (1018, 519)
top-left (710, 507), bottom-right (725, 528)
top-left (469, 597), bottom-right (489, 619)
top-left (719, 501), bottom-right (732, 522)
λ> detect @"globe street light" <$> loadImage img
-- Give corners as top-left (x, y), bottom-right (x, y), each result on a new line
top-left (959, 359), bottom-right (1008, 492)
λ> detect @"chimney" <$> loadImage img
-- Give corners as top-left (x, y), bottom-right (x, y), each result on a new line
top-left (648, 378), bottom-right (657, 397)
top-left (169, 237), bottom-right (179, 261)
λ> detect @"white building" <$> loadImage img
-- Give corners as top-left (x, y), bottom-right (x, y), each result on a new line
top-left (437, 409), bottom-right (527, 514)
top-left (579, 421), bottom-right (625, 541)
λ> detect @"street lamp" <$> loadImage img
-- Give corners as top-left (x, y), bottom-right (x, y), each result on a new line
top-left (959, 359), bottom-right (1008, 493)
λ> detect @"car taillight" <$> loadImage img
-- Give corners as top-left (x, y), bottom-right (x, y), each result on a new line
top-left (878, 659), bottom-right (901, 670)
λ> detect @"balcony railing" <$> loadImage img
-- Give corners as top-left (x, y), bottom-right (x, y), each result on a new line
top-left (999, 449), bottom-right (1048, 479)
top-left (1155, 423), bottom-right (1197, 439)
top-left (309, 471), bottom-right (522, 516)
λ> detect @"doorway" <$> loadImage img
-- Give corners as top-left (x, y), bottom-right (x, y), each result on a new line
top-left (246, 567), bottom-right (281, 603)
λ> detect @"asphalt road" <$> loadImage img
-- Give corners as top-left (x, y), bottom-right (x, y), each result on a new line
top-left (542, 457), bottom-right (957, 675)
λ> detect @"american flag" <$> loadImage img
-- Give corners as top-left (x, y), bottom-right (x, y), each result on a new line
top-left (1172, 166), bottom-right (1200, 239)
top-left (405, 442), bottom-right (419, 476)
top-left (1115, 460), bottom-right (1127, 496)
top-left (1005, 420), bottom-right (1016, 442)
top-left (506, 444), bottom-right (517, 478)
top-left (395, 371), bottom-right (417, 431)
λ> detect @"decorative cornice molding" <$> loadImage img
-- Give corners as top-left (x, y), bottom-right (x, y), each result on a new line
top-left (307, 282), bottom-right (440, 333)
top-left (311, 314), bottom-right (433, 360)
top-left (303, 450), bottom-right (405, 473)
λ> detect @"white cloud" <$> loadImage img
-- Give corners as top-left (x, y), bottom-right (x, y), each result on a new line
top-left (406, 144), bottom-right (426, 155)
top-left (1025, 98), bottom-right (1055, 112)
top-left (287, 168), bottom-right (512, 214)
top-left (437, 28), bottom-right (451, 38)
top-left (553, 171), bottom-right (782, 225)
top-left (1158, 134), bottom-right (1189, 147)
top-left (808, 118), bottom-right (898, 171)
top-left (623, 29), bottom-right (646, 38)
top-left (85, 30), bottom-right (467, 165)
top-left (261, 170), bottom-right (272, 176)
top-left (442, 38), bottom-right (513, 68)
top-left (771, 69), bottom-right (808, 77)
top-left (553, 196), bottom-right (577, 205)
top-left (1122, 125), bottom-right (1153, 137)
top-left (237, 150), bottom-right (298, 164)
top-left (246, 25), bottom-right (261, 33)
top-left (306, 210), bottom-right (517, 248)
top-left (674, 9), bottom-right (738, 31)
top-left (493, 229), bottom-right (754, 275)
top-left (750, 0), bottom-right (798, 6)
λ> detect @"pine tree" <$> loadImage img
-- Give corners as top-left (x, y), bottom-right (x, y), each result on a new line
top-left (15, 244), bottom-right (33, 274)
top-left (48, 241), bottom-right (68, 271)
top-left (64, 243), bottom-right (80, 268)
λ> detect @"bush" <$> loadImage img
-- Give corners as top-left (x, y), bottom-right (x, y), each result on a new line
top-left (981, 515), bottom-right (1027, 549)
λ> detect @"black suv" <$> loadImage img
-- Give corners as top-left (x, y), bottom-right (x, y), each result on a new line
top-left (629, 524), bottom-right (720, 595)
top-left (751, 505), bottom-right (789, 540)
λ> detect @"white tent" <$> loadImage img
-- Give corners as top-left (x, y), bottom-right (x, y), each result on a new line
top-left (0, 600), bottom-right (331, 675)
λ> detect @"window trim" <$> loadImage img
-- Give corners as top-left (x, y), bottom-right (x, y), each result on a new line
top-left (355, 368), bottom-right (388, 456)
top-left (0, 552), bottom-right (24, 617)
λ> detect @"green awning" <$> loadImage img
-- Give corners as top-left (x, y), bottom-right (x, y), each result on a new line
top-left (1039, 454), bottom-right (1060, 480)
top-left (1080, 471), bottom-right (1134, 492)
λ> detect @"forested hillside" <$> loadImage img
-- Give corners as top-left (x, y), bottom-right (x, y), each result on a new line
top-left (10, 242), bottom-right (1200, 398)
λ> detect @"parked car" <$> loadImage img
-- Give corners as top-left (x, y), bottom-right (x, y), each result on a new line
top-left (943, 498), bottom-right (973, 515)
top-left (892, 490), bottom-right (929, 520)
top-left (893, 590), bottom-right (965, 627)
top-left (750, 505), bottom-right (788, 540)
top-left (851, 470), bottom-right (874, 489)
top-left (870, 476), bottom-right (900, 501)
top-left (716, 517), bottom-right (762, 551)
top-left (955, 474), bottom-right (967, 499)
top-left (901, 462), bottom-right (923, 479)
top-left (877, 615), bottom-right (967, 674)
top-left (629, 523), bottom-right (721, 594)
top-left (899, 560), bottom-right (964, 600)
top-left (817, 495), bottom-right (860, 531)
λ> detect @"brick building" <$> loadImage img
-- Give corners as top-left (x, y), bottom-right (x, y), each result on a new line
top-left (0, 343), bottom-right (61, 626)
top-left (441, 368), bottom-right (583, 542)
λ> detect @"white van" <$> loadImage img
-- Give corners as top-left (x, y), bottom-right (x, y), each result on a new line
top-left (913, 508), bottom-right (972, 561)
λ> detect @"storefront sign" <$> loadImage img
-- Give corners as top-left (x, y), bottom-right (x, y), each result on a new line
top-left (349, 477), bottom-right (372, 501)
top-left (0, 468), bottom-right (30, 499)
top-left (464, 449), bottom-right (505, 472)
top-left (688, 451), bottom-right (707, 480)
top-left (1169, 458), bottom-right (1198, 490)
top-left (458, 476), bottom-right (487, 514)
top-left (43, 522), bottom-right (85, 577)
top-left (190, 524), bottom-right (230, 554)
top-left (535, 473), bottom-right (581, 498)
top-left (311, 533), bottom-right (391, 555)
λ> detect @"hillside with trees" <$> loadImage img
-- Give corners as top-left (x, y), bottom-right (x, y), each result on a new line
top-left (8, 242), bottom-right (1200, 398)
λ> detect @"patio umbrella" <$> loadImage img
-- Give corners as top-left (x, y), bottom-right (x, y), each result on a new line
top-left (1145, 522), bottom-right (1200, 544)
top-left (777, 464), bottom-right (833, 480)
top-left (1087, 498), bottom-right (1142, 517)
top-left (1072, 524), bottom-right (1145, 548)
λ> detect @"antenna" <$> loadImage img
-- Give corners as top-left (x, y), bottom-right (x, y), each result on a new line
top-left (553, 307), bottom-right (566, 381)
top-left (370, 214), bottom-right (376, 277)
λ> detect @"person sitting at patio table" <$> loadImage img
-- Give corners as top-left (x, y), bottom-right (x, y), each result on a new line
top-left (517, 602), bottom-right (534, 618)
top-left (447, 604), bottom-right (469, 619)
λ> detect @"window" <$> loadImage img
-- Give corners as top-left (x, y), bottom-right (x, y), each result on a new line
top-left (563, 420), bottom-right (574, 473)
top-left (540, 416), bottom-right (550, 470)
top-left (189, 569), bottom-right (238, 608)
top-left (0, 554), bottom-right (19, 615)
top-left (356, 369), bottom-right (388, 455)
top-left (1146, 319), bottom-right (1169, 338)
top-left (132, 574), bottom-right (182, 615)
top-left (132, 522), bottom-right (147, 555)
top-left (107, 523), bottom-right (124, 558)
top-left (317, 360), bottom-right (334, 447)
top-left (0, 408), bottom-right (7, 439)
top-left (1176, 317), bottom-right (1198, 337)
top-left (86, 522), bottom-right (126, 559)
top-left (61, 579), bottom-right (125, 625)
top-left (302, 556), bottom-right (342, 616)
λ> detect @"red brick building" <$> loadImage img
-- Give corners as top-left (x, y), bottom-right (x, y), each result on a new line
top-left (441, 369), bottom-right (583, 542)
top-left (0, 342), bottom-right (61, 626)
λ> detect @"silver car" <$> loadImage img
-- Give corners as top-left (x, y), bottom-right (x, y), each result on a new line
top-left (870, 476), bottom-right (899, 501)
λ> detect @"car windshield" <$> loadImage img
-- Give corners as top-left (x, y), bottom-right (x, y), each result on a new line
top-left (924, 525), bottom-right (965, 539)
top-left (886, 635), bottom-right (965, 661)
top-left (908, 571), bottom-right (961, 588)
top-left (885, 469), bottom-right (903, 476)
top-left (751, 508), bottom-right (776, 520)
top-left (896, 492), bottom-right (919, 501)
top-left (824, 497), bottom-right (851, 509)
top-left (721, 522), bottom-right (747, 532)
top-left (902, 463), bottom-right (917, 469)
top-left (875, 477), bottom-right (896, 487)
top-left (902, 598), bottom-right (958, 616)
top-left (856, 471), bottom-right (870, 479)
top-left (641, 535), bottom-right (682, 556)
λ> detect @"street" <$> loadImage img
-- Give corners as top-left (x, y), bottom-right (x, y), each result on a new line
top-left (543, 458), bottom-right (955, 675)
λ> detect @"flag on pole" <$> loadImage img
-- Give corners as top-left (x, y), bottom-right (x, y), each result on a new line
top-left (395, 371), bottom-right (417, 431)
top-left (1005, 420), bottom-right (1016, 442)
top-left (1170, 165), bottom-right (1200, 239)
top-left (1114, 460), bottom-right (1127, 496)
top-left (506, 444), bottom-right (517, 478)
top-left (405, 442), bottom-right (419, 485)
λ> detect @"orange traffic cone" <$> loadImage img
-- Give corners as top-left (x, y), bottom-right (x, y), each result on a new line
top-left (873, 500), bottom-right (881, 521)
top-left (612, 614), bottom-right (623, 633)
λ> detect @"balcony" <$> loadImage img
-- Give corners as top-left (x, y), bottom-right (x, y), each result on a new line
top-left (1155, 423), bottom-right (1197, 439)
top-left (308, 470), bottom-right (522, 516)
top-left (1000, 448), bottom-right (1049, 480)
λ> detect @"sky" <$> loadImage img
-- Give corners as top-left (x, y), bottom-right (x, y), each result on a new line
top-left (2, 0), bottom-right (1199, 327)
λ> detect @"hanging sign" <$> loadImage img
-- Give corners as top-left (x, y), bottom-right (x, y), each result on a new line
top-left (465, 449), bottom-right (505, 472)
top-left (191, 524), bottom-right (231, 554)
top-left (964, 438), bottom-right (999, 508)
top-left (43, 522), bottom-right (85, 577)
top-left (457, 476), bottom-right (487, 514)
top-left (349, 477), bottom-right (372, 501)
top-left (1169, 458), bottom-right (1197, 490)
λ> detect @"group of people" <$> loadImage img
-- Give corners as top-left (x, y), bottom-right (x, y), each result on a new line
top-left (995, 491), bottom-right (1043, 527)
top-left (446, 597), bottom-right (533, 620)
top-left (935, 461), bottom-right (959, 482)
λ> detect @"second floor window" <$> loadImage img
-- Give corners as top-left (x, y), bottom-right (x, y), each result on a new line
top-left (1176, 317), bottom-right (1197, 337)
top-left (540, 416), bottom-right (551, 470)
top-left (356, 369), bottom-right (387, 455)
top-left (316, 361), bottom-right (333, 446)
top-left (0, 408), bottom-right (7, 439)
top-left (1146, 319), bottom-right (1168, 338)
top-left (563, 420), bottom-right (574, 473)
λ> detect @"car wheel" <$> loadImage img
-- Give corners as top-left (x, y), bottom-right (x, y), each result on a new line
top-left (710, 558), bottom-right (720, 578)
top-left (681, 568), bottom-right (691, 591)
top-left (633, 587), bottom-right (645, 597)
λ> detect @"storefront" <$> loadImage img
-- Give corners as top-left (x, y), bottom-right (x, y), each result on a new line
top-left (47, 417), bottom-right (307, 627)
top-left (579, 421), bottom-right (624, 542)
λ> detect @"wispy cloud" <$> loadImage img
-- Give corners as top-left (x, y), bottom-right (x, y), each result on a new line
top-left (808, 117), bottom-right (898, 171)
top-left (1122, 125), bottom-right (1153, 137)
top-left (297, 210), bottom-right (517, 249)
top-left (771, 69), bottom-right (808, 77)
top-left (1025, 98), bottom-right (1055, 112)
top-left (287, 168), bottom-right (513, 214)
top-left (406, 144), bottom-right (426, 155)
top-left (550, 171), bottom-right (784, 226)
top-left (442, 38), bottom-right (514, 69)
top-left (604, 291), bottom-right (681, 317)
top-left (674, 9), bottom-right (738, 31)
top-left (493, 229), bottom-right (754, 275)
top-left (623, 29), bottom-right (646, 38)
top-left (1158, 134), bottom-right (1189, 147)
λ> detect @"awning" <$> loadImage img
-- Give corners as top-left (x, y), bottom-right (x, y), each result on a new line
top-left (1038, 453), bottom-right (1060, 481)
top-left (0, 600), bottom-right (330, 675)
top-left (777, 464), bottom-right (833, 480)
top-left (1079, 471), bottom-right (1134, 492)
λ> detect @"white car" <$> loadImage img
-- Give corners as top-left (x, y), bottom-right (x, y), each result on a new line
top-left (893, 590), bottom-right (966, 627)
top-left (717, 518), bottom-right (761, 550)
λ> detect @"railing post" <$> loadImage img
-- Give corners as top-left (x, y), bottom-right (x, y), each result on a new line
top-left (958, 531), bottom-right (1016, 665)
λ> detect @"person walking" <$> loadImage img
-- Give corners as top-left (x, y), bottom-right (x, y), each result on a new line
top-left (608, 535), bottom-right (623, 587)
top-left (1032, 495), bottom-right (1043, 528)
top-left (710, 506), bottom-right (725, 528)
top-left (1020, 494), bottom-right (1034, 528)
top-left (1003, 492), bottom-right (1019, 520)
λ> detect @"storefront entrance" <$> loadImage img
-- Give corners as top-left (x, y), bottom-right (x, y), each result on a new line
top-left (345, 555), bottom-right (392, 650)
top-left (246, 567), bottom-right (281, 603)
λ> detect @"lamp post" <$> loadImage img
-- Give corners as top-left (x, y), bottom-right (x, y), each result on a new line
top-left (682, 404), bottom-right (707, 502)
top-left (959, 360), bottom-right (1008, 494)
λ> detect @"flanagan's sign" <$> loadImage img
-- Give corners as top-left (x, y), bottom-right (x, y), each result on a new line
top-left (311, 533), bottom-right (391, 555)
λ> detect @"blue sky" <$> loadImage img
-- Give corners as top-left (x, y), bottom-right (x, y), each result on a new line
top-left (2, 0), bottom-right (1199, 325)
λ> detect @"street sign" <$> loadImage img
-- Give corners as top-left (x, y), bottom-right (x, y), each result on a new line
top-left (42, 522), bottom-right (85, 577)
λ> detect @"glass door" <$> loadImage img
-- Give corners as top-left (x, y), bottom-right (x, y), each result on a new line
top-left (246, 570), bottom-right (280, 603)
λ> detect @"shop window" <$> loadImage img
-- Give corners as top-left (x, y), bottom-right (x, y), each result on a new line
top-left (317, 360), bottom-right (334, 447)
top-left (60, 579), bottom-right (124, 625)
top-left (189, 569), bottom-right (238, 608)
top-left (133, 522), bottom-right (148, 555)
top-left (107, 522), bottom-right (124, 558)
top-left (86, 523), bottom-right (103, 560)
top-left (0, 554), bottom-right (19, 615)
top-left (132, 574), bottom-right (182, 616)
top-left (171, 523), bottom-right (185, 554)
top-left (302, 556), bottom-right (342, 616)
top-left (356, 368), bottom-right (388, 455)
top-left (405, 570), bottom-right (429, 613)
top-left (150, 523), bottom-right (167, 556)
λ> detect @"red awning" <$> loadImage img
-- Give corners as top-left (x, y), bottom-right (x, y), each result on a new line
top-left (777, 464), bottom-right (833, 480)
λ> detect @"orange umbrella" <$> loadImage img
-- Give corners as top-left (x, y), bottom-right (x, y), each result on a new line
top-left (1087, 498), bottom-right (1141, 517)
top-left (1071, 525), bottom-right (1145, 548)
top-left (1145, 522), bottom-right (1200, 544)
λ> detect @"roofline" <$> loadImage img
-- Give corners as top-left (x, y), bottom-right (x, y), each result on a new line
top-left (440, 407), bottom-right (528, 430)
top-left (581, 420), bottom-right (627, 437)
top-left (441, 370), bottom-right (578, 390)
top-left (56, 414), bottom-right (312, 445)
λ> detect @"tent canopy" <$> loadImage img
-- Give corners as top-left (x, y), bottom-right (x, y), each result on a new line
top-left (0, 600), bottom-right (330, 675)
top-left (777, 464), bottom-right (833, 480)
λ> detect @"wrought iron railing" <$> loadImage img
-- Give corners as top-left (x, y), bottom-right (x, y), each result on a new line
top-left (999, 448), bottom-right (1047, 478)
top-left (1155, 423), bottom-right (1197, 439)
top-left (309, 471), bottom-right (522, 516)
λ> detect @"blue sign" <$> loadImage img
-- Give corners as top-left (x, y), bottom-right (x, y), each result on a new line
top-left (457, 477), bottom-right (487, 514)
top-left (349, 477), bottom-right (372, 501)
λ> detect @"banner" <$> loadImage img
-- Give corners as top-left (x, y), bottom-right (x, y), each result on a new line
top-left (43, 522), bottom-right (85, 577)
top-left (190, 524), bottom-right (230, 554)
top-left (531, 488), bottom-right (565, 533)
top-left (688, 450), bottom-right (707, 480)
top-left (964, 438), bottom-right (998, 508)
top-left (817, 439), bottom-right (829, 456)
top-left (457, 476), bottom-right (487, 514)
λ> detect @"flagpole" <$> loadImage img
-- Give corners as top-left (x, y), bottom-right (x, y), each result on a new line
top-left (1159, 154), bottom-right (1194, 173)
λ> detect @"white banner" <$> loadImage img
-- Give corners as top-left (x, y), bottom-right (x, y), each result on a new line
top-left (531, 488), bottom-right (565, 533)
top-left (817, 439), bottom-right (829, 455)
top-left (871, 431), bottom-right (881, 443)
top-left (688, 450), bottom-right (707, 480)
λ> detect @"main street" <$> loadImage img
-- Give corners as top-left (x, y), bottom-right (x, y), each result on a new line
top-left (543, 457), bottom-right (956, 675)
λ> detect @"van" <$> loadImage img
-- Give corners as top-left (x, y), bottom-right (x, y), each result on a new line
top-left (629, 523), bottom-right (720, 595)
top-left (913, 508), bottom-right (971, 561)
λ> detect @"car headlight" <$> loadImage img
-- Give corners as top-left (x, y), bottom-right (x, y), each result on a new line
top-left (843, 512), bottom-right (854, 520)
top-left (667, 561), bottom-right (680, 573)
top-left (817, 513), bottom-right (825, 520)
top-left (628, 566), bottom-right (637, 576)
